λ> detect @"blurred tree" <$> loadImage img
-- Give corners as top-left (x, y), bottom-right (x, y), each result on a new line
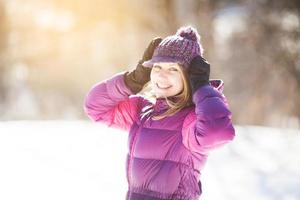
top-left (163, 0), bottom-right (178, 31)
top-left (217, 0), bottom-right (300, 126)
top-left (0, 0), bottom-right (8, 104)
top-left (250, 0), bottom-right (300, 119)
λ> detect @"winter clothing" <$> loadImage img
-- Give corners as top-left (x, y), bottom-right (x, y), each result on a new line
top-left (142, 26), bottom-right (204, 69)
top-left (124, 37), bottom-right (162, 94)
top-left (83, 72), bottom-right (235, 200)
top-left (188, 56), bottom-right (211, 95)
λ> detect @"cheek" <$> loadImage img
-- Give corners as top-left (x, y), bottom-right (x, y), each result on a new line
top-left (171, 74), bottom-right (183, 85)
top-left (150, 71), bottom-right (158, 87)
top-left (177, 81), bottom-right (184, 91)
top-left (174, 75), bottom-right (184, 91)
top-left (150, 70), bottom-right (156, 81)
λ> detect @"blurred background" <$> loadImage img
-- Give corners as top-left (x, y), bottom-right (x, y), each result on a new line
top-left (0, 0), bottom-right (299, 127)
top-left (0, 0), bottom-right (300, 200)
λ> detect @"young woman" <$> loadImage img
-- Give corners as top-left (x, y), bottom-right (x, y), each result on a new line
top-left (84, 25), bottom-right (235, 200)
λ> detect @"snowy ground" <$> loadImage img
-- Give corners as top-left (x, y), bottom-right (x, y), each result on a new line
top-left (0, 120), bottom-right (299, 200)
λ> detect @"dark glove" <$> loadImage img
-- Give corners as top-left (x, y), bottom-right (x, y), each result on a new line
top-left (124, 37), bottom-right (162, 94)
top-left (188, 55), bottom-right (210, 95)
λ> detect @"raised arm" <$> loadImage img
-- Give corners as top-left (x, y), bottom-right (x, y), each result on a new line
top-left (83, 72), bottom-right (144, 131)
top-left (182, 55), bottom-right (235, 154)
top-left (84, 37), bottom-right (161, 131)
top-left (182, 92), bottom-right (235, 155)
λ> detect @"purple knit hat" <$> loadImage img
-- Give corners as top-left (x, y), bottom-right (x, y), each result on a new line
top-left (142, 25), bottom-right (203, 69)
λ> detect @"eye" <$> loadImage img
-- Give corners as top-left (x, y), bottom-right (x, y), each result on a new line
top-left (169, 67), bottom-right (178, 71)
top-left (153, 65), bottom-right (161, 70)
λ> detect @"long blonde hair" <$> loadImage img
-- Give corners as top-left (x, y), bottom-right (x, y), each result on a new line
top-left (140, 64), bottom-right (193, 120)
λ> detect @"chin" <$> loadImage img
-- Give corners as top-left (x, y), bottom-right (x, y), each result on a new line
top-left (155, 93), bottom-right (173, 98)
top-left (153, 89), bottom-right (179, 98)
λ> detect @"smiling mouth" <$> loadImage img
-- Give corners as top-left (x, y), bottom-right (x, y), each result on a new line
top-left (156, 83), bottom-right (172, 89)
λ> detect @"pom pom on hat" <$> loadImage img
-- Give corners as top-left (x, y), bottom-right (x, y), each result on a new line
top-left (176, 26), bottom-right (200, 42)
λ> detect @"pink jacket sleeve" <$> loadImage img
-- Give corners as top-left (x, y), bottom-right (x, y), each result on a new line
top-left (83, 71), bottom-right (144, 131)
top-left (182, 90), bottom-right (235, 155)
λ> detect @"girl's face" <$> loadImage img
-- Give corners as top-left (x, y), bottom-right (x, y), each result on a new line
top-left (150, 62), bottom-right (184, 98)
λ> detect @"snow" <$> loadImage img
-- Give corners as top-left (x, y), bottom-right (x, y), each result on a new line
top-left (0, 121), bottom-right (299, 200)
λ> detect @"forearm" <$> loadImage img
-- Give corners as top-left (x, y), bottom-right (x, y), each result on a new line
top-left (83, 71), bottom-right (141, 130)
top-left (193, 89), bottom-right (235, 149)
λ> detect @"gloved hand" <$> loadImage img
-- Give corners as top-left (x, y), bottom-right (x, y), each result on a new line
top-left (124, 37), bottom-right (162, 94)
top-left (188, 55), bottom-right (210, 95)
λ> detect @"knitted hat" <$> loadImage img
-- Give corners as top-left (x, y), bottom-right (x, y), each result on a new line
top-left (142, 25), bottom-right (203, 69)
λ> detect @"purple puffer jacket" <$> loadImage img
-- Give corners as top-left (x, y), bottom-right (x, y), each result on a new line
top-left (83, 71), bottom-right (235, 200)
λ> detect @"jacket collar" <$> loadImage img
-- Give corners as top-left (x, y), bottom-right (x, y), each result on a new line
top-left (153, 97), bottom-right (171, 113)
top-left (193, 79), bottom-right (225, 103)
top-left (209, 79), bottom-right (224, 93)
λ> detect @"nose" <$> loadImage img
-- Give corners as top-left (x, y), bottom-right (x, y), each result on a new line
top-left (157, 69), bottom-right (168, 79)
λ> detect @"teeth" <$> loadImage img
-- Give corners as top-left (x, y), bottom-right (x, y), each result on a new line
top-left (157, 83), bottom-right (171, 89)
